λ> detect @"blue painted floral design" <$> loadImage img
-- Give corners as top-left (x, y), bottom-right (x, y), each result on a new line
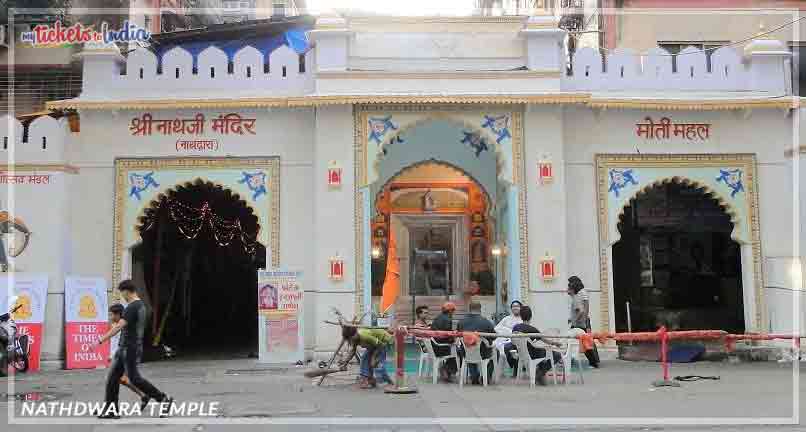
top-left (461, 131), bottom-right (489, 158)
top-left (238, 171), bottom-right (268, 200)
top-left (716, 169), bottom-right (744, 198)
top-left (368, 116), bottom-right (403, 145)
top-left (608, 169), bottom-right (638, 197)
top-left (481, 114), bottom-right (511, 144)
top-left (129, 172), bottom-right (159, 200)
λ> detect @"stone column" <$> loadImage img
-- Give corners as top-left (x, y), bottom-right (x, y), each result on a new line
top-left (312, 105), bottom-right (357, 359)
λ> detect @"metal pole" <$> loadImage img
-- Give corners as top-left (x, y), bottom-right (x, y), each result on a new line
top-left (494, 254), bottom-right (500, 320)
top-left (411, 250), bottom-right (416, 327)
top-left (626, 301), bottom-right (632, 345)
top-left (384, 326), bottom-right (417, 394)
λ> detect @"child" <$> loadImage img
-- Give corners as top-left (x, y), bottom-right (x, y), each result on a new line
top-left (341, 325), bottom-right (394, 389)
top-left (108, 304), bottom-right (150, 410)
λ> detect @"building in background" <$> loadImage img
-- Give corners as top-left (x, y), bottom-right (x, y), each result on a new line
top-left (599, 1), bottom-right (805, 94)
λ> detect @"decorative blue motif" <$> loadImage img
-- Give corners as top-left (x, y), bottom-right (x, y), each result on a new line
top-left (481, 115), bottom-right (512, 144)
top-left (608, 169), bottom-right (638, 197)
top-left (716, 169), bottom-right (744, 198)
top-left (129, 172), bottom-right (159, 200)
top-left (461, 131), bottom-right (489, 158)
top-left (368, 116), bottom-right (402, 145)
top-left (238, 171), bottom-right (268, 200)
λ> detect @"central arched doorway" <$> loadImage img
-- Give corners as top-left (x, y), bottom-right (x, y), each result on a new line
top-left (371, 161), bottom-right (496, 322)
top-left (132, 179), bottom-right (266, 357)
top-left (613, 180), bottom-right (744, 334)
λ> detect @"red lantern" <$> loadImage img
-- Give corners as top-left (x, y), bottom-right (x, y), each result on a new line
top-left (329, 256), bottom-right (344, 280)
top-left (540, 253), bottom-right (556, 281)
top-left (328, 162), bottom-right (342, 187)
top-left (538, 159), bottom-right (553, 185)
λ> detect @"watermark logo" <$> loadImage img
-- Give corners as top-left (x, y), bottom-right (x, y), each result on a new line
top-left (20, 20), bottom-right (150, 47)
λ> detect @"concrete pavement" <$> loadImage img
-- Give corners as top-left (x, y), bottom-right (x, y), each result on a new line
top-left (1, 356), bottom-right (804, 431)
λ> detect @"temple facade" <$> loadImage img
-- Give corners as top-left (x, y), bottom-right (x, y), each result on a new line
top-left (2, 14), bottom-right (803, 365)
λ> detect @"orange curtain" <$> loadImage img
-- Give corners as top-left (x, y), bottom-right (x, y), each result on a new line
top-left (380, 229), bottom-right (400, 314)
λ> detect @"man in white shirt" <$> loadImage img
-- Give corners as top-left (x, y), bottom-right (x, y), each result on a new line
top-left (494, 300), bottom-right (523, 357)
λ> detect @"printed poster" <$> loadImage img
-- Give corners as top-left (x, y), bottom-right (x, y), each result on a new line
top-left (64, 276), bottom-right (110, 369)
top-left (0, 274), bottom-right (48, 372)
top-left (257, 270), bottom-right (303, 363)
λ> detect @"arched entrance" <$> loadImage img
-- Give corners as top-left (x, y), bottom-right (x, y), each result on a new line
top-left (132, 179), bottom-right (266, 356)
top-left (355, 107), bottom-right (529, 324)
top-left (613, 180), bottom-right (744, 333)
top-left (371, 161), bottom-right (496, 322)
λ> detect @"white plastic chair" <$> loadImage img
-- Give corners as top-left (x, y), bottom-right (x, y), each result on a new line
top-left (512, 336), bottom-right (557, 387)
top-left (422, 337), bottom-right (459, 384)
top-left (458, 338), bottom-right (494, 388)
top-left (557, 329), bottom-right (586, 385)
top-left (416, 338), bottom-right (433, 379)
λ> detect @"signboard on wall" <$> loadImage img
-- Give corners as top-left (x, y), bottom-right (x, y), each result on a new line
top-left (0, 274), bottom-right (48, 372)
top-left (64, 276), bottom-right (109, 369)
top-left (257, 270), bottom-right (303, 364)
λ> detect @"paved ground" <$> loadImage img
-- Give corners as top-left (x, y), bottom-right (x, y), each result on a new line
top-left (1, 354), bottom-right (804, 431)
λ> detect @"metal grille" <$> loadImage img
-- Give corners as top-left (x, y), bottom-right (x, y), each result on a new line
top-left (0, 66), bottom-right (82, 116)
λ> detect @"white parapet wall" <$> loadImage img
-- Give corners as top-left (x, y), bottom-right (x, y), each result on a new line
top-left (0, 114), bottom-right (73, 365)
top-left (79, 43), bottom-right (314, 101)
top-left (0, 115), bottom-right (67, 165)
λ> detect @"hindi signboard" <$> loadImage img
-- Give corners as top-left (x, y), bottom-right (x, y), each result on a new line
top-left (64, 276), bottom-right (109, 369)
top-left (0, 274), bottom-right (48, 372)
top-left (257, 270), bottom-right (303, 364)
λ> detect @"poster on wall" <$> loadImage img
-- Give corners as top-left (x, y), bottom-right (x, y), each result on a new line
top-left (257, 270), bottom-right (303, 364)
top-left (0, 274), bottom-right (48, 372)
top-left (64, 276), bottom-right (109, 369)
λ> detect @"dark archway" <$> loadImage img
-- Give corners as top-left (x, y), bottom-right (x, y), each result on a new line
top-left (133, 179), bottom-right (266, 358)
top-left (613, 180), bottom-right (744, 334)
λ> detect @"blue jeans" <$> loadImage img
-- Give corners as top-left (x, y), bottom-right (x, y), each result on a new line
top-left (359, 346), bottom-right (392, 383)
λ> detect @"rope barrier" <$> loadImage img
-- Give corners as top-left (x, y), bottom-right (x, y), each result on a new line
top-left (321, 320), bottom-right (805, 392)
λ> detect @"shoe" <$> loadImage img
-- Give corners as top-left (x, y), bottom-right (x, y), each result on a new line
top-left (158, 397), bottom-right (174, 418)
top-left (139, 396), bottom-right (151, 412)
top-left (357, 377), bottom-right (374, 389)
top-left (535, 373), bottom-right (548, 386)
top-left (97, 413), bottom-right (121, 420)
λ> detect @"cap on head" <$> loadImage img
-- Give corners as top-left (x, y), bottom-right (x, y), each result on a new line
top-left (510, 300), bottom-right (523, 308)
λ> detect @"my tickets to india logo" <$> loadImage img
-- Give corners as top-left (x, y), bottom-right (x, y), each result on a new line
top-left (20, 20), bottom-right (150, 47)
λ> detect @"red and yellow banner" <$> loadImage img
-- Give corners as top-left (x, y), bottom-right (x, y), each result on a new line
top-left (64, 277), bottom-right (109, 369)
top-left (1, 274), bottom-right (48, 372)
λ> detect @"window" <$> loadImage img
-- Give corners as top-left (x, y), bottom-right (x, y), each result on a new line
top-left (658, 41), bottom-right (728, 73)
top-left (790, 42), bottom-right (805, 97)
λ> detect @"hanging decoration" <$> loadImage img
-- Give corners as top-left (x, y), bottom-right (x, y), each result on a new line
top-left (329, 255), bottom-right (344, 281)
top-left (142, 198), bottom-right (258, 255)
top-left (540, 252), bottom-right (556, 281)
top-left (328, 161), bottom-right (342, 188)
top-left (538, 157), bottom-right (553, 185)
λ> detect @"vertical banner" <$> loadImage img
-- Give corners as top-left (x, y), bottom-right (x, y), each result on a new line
top-left (257, 270), bottom-right (303, 363)
top-left (0, 274), bottom-right (48, 372)
top-left (64, 276), bottom-right (109, 369)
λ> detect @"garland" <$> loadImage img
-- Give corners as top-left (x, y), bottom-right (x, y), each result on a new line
top-left (143, 199), bottom-right (257, 255)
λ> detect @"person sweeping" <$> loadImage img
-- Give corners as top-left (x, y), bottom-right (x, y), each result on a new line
top-left (341, 325), bottom-right (394, 389)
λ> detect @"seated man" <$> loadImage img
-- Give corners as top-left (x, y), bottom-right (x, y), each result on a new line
top-left (430, 302), bottom-right (458, 382)
top-left (457, 302), bottom-right (496, 385)
top-left (504, 306), bottom-right (563, 385)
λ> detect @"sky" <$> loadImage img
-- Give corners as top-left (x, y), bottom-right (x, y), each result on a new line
top-left (305, 0), bottom-right (479, 16)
